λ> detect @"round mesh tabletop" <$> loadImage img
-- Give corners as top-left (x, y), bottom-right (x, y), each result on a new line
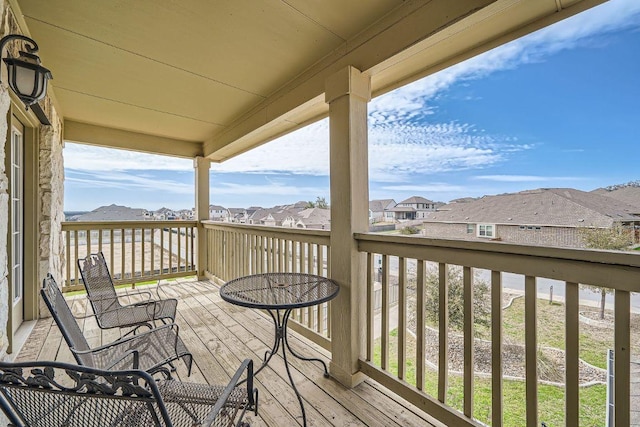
top-left (220, 273), bottom-right (339, 310)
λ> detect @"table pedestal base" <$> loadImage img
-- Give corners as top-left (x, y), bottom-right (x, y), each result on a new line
top-left (256, 308), bottom-right (329, 426)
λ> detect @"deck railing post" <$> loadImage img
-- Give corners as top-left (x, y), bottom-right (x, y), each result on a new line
top-left (195, 156), bottom-right (210, 280)
top-left (325, 65), bottom-right (371, 387)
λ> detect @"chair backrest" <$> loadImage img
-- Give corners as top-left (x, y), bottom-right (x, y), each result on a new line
top-left (0, 360), bottom-right (171, 427)
top-left (77, 252), bottom-right (121, 316)
top-left (41, 274), bottom-right (92, 362)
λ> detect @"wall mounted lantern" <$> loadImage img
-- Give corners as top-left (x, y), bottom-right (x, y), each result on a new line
top-left (0, 34), bottom-right (52, 123)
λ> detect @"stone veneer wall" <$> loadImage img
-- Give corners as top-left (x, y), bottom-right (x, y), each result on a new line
top-left (0, 0), bottom-right (65, 365)
top-left (0, 0), bottom-right (11, 363)
top-left (0, 86), bottom-right (11, 361)
top-left (38, 103), bottom-right (64, 317)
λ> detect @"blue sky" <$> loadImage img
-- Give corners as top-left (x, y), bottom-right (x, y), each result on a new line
top-left (64, 0), bottom-right (640, 211)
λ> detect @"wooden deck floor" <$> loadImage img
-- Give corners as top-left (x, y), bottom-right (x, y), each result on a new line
top-left (17, 278), bottom-right (438, 427)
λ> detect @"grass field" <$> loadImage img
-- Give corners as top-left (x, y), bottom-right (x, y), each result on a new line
top-left (370, 293), bottom-right (636, 426)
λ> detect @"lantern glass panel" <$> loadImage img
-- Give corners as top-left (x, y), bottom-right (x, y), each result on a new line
top-left (14, 66), bottom-right (37, 97)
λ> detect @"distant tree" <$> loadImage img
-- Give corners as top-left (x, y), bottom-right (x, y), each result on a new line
top-left (316, 196), bottom-right (328, 209)
top-left (306, 201), bottom-right (315, 208)
top-left (423, 265), bottom-right (491, 332)
top-left (578, 226), bottom-right (633, 319)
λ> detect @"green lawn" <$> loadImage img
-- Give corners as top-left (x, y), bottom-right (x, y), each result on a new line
top-left (373, 335), bottom-right (606, 426)
top-left (372, 293), bottom-right (617, 426)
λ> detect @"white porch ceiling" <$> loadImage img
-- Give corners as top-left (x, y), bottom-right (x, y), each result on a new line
top-left (14, 0), bottom-right (606, 160)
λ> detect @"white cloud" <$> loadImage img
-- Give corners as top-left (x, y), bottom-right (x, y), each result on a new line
top-left (381, 183), bottom-right (467, 193)
top-left (67, 170), bottom-right (192, 194)
top-left (210, 120), bottom-right (330, 175)
top-left (212, 182), bottom-right (327, 196)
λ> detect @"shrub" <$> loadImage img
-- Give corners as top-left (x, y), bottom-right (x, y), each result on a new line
top-left (423, 265), bottom-right (491, 331)
top-left (400, 226), bottom-right (420, 235)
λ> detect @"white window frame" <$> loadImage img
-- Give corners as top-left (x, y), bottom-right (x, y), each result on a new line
top-left (477, 223), bottom-right (495, 238)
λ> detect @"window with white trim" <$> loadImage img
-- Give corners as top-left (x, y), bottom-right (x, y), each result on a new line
top-left (477, 224), bottom-right (495, 238)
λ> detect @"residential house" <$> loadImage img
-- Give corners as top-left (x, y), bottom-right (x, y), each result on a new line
top-left (391, 196), bottom-right (440, 221)
top-left (249, 208), bottom-right (296, 227)
top-left (153, 207), bottom-right (178, 220)
top-left (208, 204), bottom-right (227, 220)
top-left (369, 199), bottom-right (396, 223)
top-left (225, 208), bottom-right (248, 223)
top-left (177, 209), bottom-right (194, 220)
top-left (288, 207), bottom-right (331, 230)
top-left (422, 188), bottom-right (640, 248)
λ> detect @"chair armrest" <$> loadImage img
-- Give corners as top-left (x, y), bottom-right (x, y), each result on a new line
top-left (202, 359), bottom-right (257, 426)
top-left (120, 289), bottom-right (154, 303)
top-left (74, 322), bottom-right (179, 354)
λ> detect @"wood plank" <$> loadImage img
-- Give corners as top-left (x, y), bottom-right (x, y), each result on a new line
top-left (524, 275), bottom-right (538, 427)
top-left (565, 282), bottom-right (579, 427)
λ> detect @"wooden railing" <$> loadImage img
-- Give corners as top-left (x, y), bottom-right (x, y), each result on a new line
top-left (202, 221), bottom-right (332, 350)
top-left (61, 221), bottom-right (197, 292)
top-left (356, 233), bottom-right (638, 427)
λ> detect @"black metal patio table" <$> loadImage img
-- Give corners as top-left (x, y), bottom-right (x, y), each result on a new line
top-left (219, 272), bottom-right (339, 426)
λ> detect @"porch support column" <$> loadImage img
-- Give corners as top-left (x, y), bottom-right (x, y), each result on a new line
top-left (325, 66), bottom-right (371, 387)
top-left (194, 156), bottom-right (210, 280)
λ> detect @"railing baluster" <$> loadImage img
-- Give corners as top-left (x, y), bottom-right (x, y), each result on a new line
top-left (141, 228), bottom-right (146, 278)
top-left (120, 228), bottom-right (125, 282)
top-left (416, 260), bottom-right (425, 391)
top-left (160, 227), bottom-right (164, 278)
top-left (438, 262), bottom-right (449, 403)
top-left (131, 228), bottom-right (136, 280)
top-left (525, 275), bottom-right (538, 427)
top-left (565, 281), bottom-right (579, 427)
top-left (307, 242), bottom-right (313, 274)
top-left (109, 229), bottom-right (114, 278)
top-left (74, 230), bottom-right (79, 285)
top-left (463, 266), bottom-right (474, 418)
top-left (491, 270), bottom-right (503, 427)
top-left (177, 226), bottom-right (182, 274)
top-left (398, 257), bottom-right (406, 381)
top-left (190, 225), bottom-right (195, 271)
top-left (367, 252), bottom-right (374, 361)
top-left (169, 226), bottom-right (173, 275)
top-left (299, 242), bottom-right (305, 274)
top-left (381, 254), bottom-right (389, 371)
top-left (614, 290), bottom-right (630, 427)
top-left (86, 228), bottom-right (91, 260)
top-left (65, 229), bottom-right (71, 287)
top-left (150, 228), bottom-right (155, 276)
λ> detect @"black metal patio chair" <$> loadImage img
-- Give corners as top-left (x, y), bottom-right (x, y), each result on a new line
top-left (41, 274), bottom-right (193, 376)
top-left (77, 252), bottom-right (178, 334)
top-left (0, 359), bottom-right (258, 427)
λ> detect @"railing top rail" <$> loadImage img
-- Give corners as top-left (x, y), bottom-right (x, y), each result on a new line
top-left (356, 232), bottom-right (640, 292)
top-left (62, 220), bottom-right (198, 230)
top-left (202, 221), bottom-right (330, 239)
top-left (356, 232), bottom-right (640, 267)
